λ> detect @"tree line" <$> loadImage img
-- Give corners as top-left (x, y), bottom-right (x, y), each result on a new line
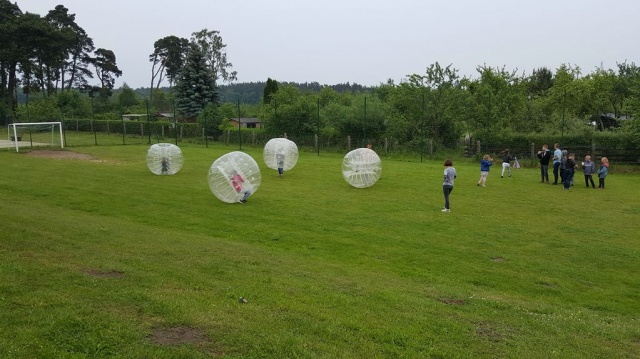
top-left (3, 1), bottom-right (639, 154)
top-left (0, 1), bottom-right (123, 122)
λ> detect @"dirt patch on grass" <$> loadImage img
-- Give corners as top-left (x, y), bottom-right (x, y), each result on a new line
top-left (150, 326), bottom-right (210, 346)
top-left (25, 150), bottom-right (95, 160)
top-left (475, 322), bottom-right (503, 341)
top-left (439, 298), bottom-right (466, 305)
top-left (84, 269), bottom-right (125, 278)
top-left (490, 256), bottom-right (505, 262)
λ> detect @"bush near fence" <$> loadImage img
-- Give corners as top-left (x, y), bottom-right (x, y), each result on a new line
top-left (50, 119), bottom-right (640, 165)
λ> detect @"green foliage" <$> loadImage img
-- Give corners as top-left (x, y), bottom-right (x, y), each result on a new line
top-left (174, 46), bottom-right (217, 118)
top-left (263, 77), bottom-right (279, 104)
top-left (190, 28), bottom-right (237, 84)
top-left (116, 83), bottom-right (139, 110)
top-left (55, 90), bottom-right (92, 118)
top-left (15, 97), bottom-right (63, 122)
top-left (197, 102), bottom-right (224, 136)
top-left (149, 35), bottom-right (189, 89)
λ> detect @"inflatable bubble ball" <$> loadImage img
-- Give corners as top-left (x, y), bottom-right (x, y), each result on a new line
top-left (208, 151), bottom-right (262, 203)
top-left (147, 143), bottom-right (183, 175)
top-left (263, 138), bottom-right (299, 171)
top-left (342, 148), bottom-right (382, 188)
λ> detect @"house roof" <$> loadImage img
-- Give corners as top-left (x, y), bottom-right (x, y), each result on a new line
top-left (121, 114), bottom-right (147, 118)
top-left (229, 117), bottom-right (262, 123)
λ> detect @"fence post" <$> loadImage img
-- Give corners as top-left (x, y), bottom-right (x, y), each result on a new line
top-left (314, 134), bottom-right (318, 151)
top-left (430, 139), bottom-right (434, 158)
top-left (161, 125), bottom-right (164, 137)
top-left (106, 121), bottom-right (110, 134)
top-left (226, 130), bottom-right (230, 145)
top-left (180, 125), bottom-right (183, 141)
top-left (347, 135), bottom-right (351, 150)
top-left (202, 128), bottom-right (205, 141)
top-left (476, 140), bottom-right (481, 154)
top-left (252, 131), bottom-right (256, 146)
top-left (531, 143), bottom-right (535, 159)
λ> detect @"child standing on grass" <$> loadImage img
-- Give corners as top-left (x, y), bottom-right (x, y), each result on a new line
top-left (582, 155), bottom-right (596, 188)
top-left (537, 144), bottom-right (551, 183)
top-left (442, 159), bottom-right (456, 213)
top-left (597, 157), bottom-right (609, 189)
top-left (563, 153), bottom-right (577, 190)
top-left (477, 154), bottom-right (493, 187)
top-left (501, 149), bottom-right (512, 178)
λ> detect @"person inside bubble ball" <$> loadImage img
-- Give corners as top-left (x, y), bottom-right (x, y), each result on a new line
top-left (160, 157), bottom-right (170, 174)
top-left (230, 170), bottom-right (252, 203)
top-left (276, 148), bottom-right (285, 178)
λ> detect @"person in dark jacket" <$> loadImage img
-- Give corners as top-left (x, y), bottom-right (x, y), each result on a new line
top-left (501, 149), bottom-right (512, 178)
top-left (563, 153), bottom-right (577, 190)
top-left (537, 144), bottom-right (551, 183)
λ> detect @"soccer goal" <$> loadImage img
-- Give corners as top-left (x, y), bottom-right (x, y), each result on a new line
top-left (7, 122), bottom-right (64, 153)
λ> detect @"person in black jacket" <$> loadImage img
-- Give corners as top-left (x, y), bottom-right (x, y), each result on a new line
top-left (537, 144), bottom-right (551, 183)
top-left (563, 153), bottom-right (577, 190)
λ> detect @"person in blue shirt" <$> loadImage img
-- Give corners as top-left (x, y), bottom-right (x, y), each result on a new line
top-left (552, 143), bottom-right (562, 185)
top-left (442, 159), bottom-right (457, 213)
top-left (477, 154), bottom-right (493, 187)
top-left (597, 157), bottom-right (609, 189)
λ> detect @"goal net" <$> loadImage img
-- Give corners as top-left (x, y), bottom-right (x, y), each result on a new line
top-left (7, 122), bottom-right (64, 153)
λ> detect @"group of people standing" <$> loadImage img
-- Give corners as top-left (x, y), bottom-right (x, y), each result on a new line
top-left (442, 144), bottom-right (611, 213)
top-left (537, 143), bottom-right (609, 190)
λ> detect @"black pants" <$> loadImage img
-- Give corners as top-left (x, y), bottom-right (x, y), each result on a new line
top-left (553, 162), bottom-right (561, 183)
top-left (584, 175), bottom-right (595, 188)
top-left (443, 185), bottom-right (453, 209)
top-left (598, 177), bottom-right (606, 188)
top-left (563, 169), bottom-right (574, 189)
top-left (540, 165), bottom-right (549, 182)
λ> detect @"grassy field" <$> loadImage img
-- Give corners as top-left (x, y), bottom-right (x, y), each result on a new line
top-left (1, 137), bottom-right (639, 358)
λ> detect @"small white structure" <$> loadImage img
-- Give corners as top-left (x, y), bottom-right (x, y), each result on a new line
top-left (208, 151), bottom-right (262, 203)
top-left (263, 138), bottom-right (298, 171)
top-left (342, 148), bottom-right (382, 188)
top-left (146, 143), bottom-right (183, 175)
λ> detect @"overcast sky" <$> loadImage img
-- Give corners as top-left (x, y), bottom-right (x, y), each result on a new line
top-left (22, 0), bottom-right (640, 89)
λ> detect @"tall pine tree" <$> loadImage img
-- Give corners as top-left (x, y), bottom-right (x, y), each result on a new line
top-left (174, 46), bottom-right (217, 118)
top-left (263, 77), bottom-right (279, 104)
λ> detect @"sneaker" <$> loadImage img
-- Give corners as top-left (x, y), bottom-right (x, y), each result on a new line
top-left (239, 199), bottom-right (247, 203)
top-left (441, 208), bottom-right (450, 213)
top-left (482, 185), bottom-right (486, 187)
top-left (477, 183), bottom-right (480, 186)
top-left (501, 176), bottom-right (503, 178)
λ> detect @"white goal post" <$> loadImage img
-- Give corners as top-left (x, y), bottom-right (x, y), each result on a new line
top-left (8, 122), bottom-right (64, 153)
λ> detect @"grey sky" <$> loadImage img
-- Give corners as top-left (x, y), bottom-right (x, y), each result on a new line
top-left (23, 0), bottom-right (640, 89)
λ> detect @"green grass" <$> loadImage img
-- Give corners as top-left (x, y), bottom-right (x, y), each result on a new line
top-left (1, 139), bottom-right (639, 358)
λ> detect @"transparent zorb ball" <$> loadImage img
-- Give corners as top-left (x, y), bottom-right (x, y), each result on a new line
top-left (263, 138), bottom-right (299, 171)
top-left (208, 151), bottom-right (262, 203)
top-left (147, 143), bottom-right (183, 175)
top-left (342, 148), bottom-right (382, 188)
